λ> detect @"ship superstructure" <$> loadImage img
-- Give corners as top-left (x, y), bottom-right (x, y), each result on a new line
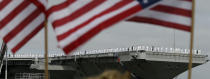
top-left (0, 46), bottom-right (208, 79)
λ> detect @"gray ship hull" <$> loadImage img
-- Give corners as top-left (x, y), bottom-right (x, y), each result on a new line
top-left (0, 49), bottom-right (208, 79)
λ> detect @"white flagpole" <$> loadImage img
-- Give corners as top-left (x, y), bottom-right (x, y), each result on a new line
top-left (5, 46), bottom-right (8, 79)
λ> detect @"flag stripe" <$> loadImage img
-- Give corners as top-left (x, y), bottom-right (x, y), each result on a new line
top-left (53, 0), bottom-right (106, 27)
top-left (54, 0), bottom-right (121, 36)
top-left (4, 9), bottom-right (42, 43)
top-left (63, 3), bottom-right (141, 53)
top-left (11, 22), bottom-right (44, 53)
top-left (28, 0), bottom-right (46, 13)
top-left (47, 0), bottom-right (76, 17)
top-left (37, 0), bottom-right (48, 8)
top-left (136, 10), bottom-right (191, 26)
top-left (48, 0), bottom-right (92, 27)
top-left (0, 0), bottom-right (46, 53)
top-left (128, 0), bottom-right (192, 32)
top-left (0, 0), bottom-right (11, 10)
top-left (57, 0), bottom-right (134, 41)
top-left (184, 0), bottom-right (192, 2)
top-left (0, 0), bottom-right (30, 29)
top-left (128, 16), bottom-right (191, 31)
top-left (8, 13), bottom-right (45, 50)
top-left (159, 0), bottom-right (192, 10)
top-left (151, 5), bottom-right (191, 17)
top-left (0, 4), bottom-right (36, 38)
top-left (0, 0), bottom-right (23, 21)
top-left (59, 1), bottom-right (140, 48)
top-left (48, 0), bottom-right (142, 54)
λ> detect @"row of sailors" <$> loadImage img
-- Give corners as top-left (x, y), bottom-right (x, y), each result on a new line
top-left (71, 46), bottom-right (201, 55)
top-left (15, 46), bottom-right (202, 54)
top-left (5, 46), bottom-right (202, 58)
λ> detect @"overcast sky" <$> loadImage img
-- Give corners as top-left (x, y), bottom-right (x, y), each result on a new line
top-left (2, 0), bottom-right (210, 79)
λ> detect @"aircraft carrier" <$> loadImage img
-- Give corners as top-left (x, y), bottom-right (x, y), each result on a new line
top-left (0, 45), bottom-right (208, 79)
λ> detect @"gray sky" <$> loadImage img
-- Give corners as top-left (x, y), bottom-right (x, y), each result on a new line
top-left (3, 0), bottom-right (210, 79)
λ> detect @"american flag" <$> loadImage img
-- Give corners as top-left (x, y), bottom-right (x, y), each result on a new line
top-left (0, 0), bottom-right (47, 53)
top-left (48, 0), bottom-right (142, 54)
top-left (128, 0), bottom-right (192, 32)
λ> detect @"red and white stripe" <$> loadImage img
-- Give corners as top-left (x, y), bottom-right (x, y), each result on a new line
top-left (128, 0), bottom-right (192, 32)
top-left (48, 0), bottom-right (141, 54)
top-left (0, 0), bottom-right (47, 53)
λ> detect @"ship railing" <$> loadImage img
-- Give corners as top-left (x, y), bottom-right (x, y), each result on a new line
top-left (5, 45), bottom-right (202, 58)
top-left (70, 46), bottom-right (202, 56)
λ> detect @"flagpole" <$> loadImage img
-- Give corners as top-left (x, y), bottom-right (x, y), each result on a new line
top-left (5, 44), bottom-right (8, 79)
top-left (44, 21), bottom-right (49, 79)
top-left (188, 0), bottom-right (195, 79)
